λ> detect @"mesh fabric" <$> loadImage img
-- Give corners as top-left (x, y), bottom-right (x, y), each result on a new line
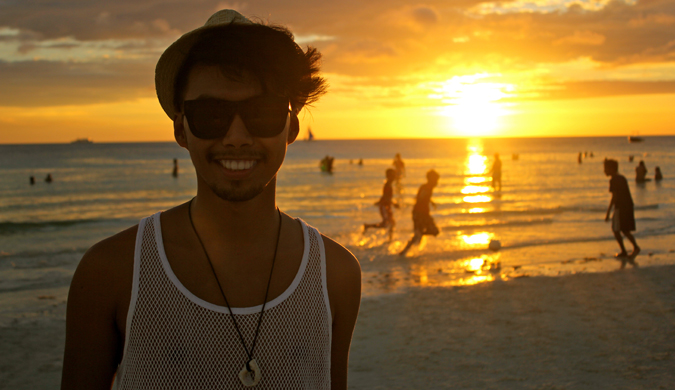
top-left (115, 213), bottom-right (331, 389)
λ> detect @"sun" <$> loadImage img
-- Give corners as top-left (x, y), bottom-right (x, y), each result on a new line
top-left (432, 74), bottom-right (513, 137)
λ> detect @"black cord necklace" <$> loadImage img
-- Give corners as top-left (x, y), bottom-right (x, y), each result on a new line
top-left (187, 198), bottom-right (282, 387)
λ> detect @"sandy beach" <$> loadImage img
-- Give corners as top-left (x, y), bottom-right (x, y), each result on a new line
top-left (2, 260), bottom-right (674, 389)
top-left (351, 264), bottom-right (675, 389)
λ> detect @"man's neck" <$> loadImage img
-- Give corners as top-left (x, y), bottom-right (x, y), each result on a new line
top-left (190, 182), bottom-right (279, 246)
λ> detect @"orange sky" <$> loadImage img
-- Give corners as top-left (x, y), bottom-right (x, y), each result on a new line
top-left (1, 0), bottom-right (674, 143)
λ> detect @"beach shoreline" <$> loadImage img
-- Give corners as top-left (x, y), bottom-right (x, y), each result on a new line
top-left (2, 259), bottom-right (674, 389)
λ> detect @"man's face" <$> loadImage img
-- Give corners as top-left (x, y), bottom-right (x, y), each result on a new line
top-left (175, 64), bottom-right (298, 202)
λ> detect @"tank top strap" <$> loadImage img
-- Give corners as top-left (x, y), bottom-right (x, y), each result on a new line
top-left (297, 218), bottom-right (332, 327)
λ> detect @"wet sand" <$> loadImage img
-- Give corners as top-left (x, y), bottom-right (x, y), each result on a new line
top-left (350, 264), bottom-right (675, 389)
top-left (1, 265), bottom-right (674, 389)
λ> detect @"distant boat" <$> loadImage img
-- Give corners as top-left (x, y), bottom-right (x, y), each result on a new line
top-left (305, 127), bottom-right (314, 142)
top-left (628, 136), bottom-right (644, 143)
top-left (71, 138), bottom-right (93, 144)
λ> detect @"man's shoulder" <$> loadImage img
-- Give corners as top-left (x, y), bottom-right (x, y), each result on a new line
top-left (73, 224), bottom-right (139, 287)
top-left (320, 234), bottom-right (361, 282)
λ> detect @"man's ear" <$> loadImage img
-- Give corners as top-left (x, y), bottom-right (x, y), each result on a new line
top-left (174, 113), bottom-right (188, 148)
top-left (287, 113), bottom-right (300, 144)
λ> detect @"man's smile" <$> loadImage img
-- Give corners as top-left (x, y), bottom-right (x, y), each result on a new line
top-left (217, 159), bottom-right (257, 171)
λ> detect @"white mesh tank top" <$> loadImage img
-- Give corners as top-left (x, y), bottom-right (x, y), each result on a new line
top-left (115, 212), bottom-right (332, 389)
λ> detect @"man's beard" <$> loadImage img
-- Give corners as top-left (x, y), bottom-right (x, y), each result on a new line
top-left (213, 181), bottom-right (266, 202)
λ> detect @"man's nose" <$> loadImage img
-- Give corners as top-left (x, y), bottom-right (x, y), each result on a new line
top-left (222, 114), bottom-right (254, 147)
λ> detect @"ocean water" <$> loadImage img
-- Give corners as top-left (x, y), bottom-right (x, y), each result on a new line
top-left (1, 137), bottom-right (674, 299)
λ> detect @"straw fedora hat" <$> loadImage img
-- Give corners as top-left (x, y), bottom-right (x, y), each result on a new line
top-left (155, 9), bottom-right (253, 120)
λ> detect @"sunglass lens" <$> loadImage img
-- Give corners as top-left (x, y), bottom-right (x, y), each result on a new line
top-left (241, 96), bottom-right (289, 137)
top-left (185, 100), bottom-right (235, 139)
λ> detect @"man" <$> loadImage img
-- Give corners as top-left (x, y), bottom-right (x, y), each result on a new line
top-left (399, 169), bottom-right (440, 256)
top-left (490, 153), bottom-right (501, 191)
top-left (61, 10), bottom-right (361, 390)
top-left (604, 158), bottom-right (640, 268)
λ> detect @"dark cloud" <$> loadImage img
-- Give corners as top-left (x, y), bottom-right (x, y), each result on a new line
top-left (1, 0), bottom-right (674, 108)
top-left (410, 6), bottom-right (440, 25)
top-left (0, 59), bottom-right (154, 107)
top-left (509, 80), bottom-right (675, 101)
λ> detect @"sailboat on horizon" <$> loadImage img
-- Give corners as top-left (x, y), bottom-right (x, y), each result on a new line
top-left (304, 126), bottom-right (315, 141)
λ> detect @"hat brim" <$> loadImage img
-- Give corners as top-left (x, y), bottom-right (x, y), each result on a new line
top-left (155, 10), bottom-right (253, 120)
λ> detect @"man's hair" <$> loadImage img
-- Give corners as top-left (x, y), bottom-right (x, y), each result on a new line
top-left (604, 158), bottom-right (618, 173)
top-left (427, 169), bottom-right (440, 181)
top-left (174, 24), bottom-right (327, 114)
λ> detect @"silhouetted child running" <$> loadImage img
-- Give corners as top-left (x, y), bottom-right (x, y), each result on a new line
top-left (364, 168), bottom-right (399, 241)
top-left (604, 159), bottom-right (640, 268)
top-left (400, 170), bottom-right (440, 256)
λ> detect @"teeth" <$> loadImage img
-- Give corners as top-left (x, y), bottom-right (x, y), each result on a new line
top-left (219, 160), bottom-right (256, 171)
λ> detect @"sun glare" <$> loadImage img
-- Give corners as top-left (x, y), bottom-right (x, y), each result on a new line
top-left (431, 74), bottom-right (512, 137)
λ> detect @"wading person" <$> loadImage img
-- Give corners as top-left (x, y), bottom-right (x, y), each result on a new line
top-left (61, 10), bottom-right (361, 390)
top-left (363, 168), bottom-right (399, 241)
top-left (490, 153), bottom-right (502, 191)
top-left (604, 158), bottom-right (640, 268)
top-left (399, 169), bottom-right (440, 256)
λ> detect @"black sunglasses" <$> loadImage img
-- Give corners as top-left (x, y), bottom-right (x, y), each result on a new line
top-left (183, 95), bottom-right (290, 139)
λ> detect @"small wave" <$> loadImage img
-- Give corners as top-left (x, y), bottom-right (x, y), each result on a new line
top-left (0, 218), bottom-right (104, 235)
top-left (0, 246), bottom-right (89, 261)
top-left (560, 203), bottom-right (659, 213)
top-left (441, 218), bottom-right (554, 231)
top-left (444, 208), bottom-right (565, 218)
top-left (502, 227), bottom-right (675, 251)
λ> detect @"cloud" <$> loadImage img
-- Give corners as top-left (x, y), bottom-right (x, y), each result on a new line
top-left (512, 80), bottom-right (675, 101)
top-left (554, 30), bottom-right (606, 46)
top-left (1, 0), bottom-right (675, 109)
top-left (628, 12), bottom-right (675, 27)
top-left (410, 6), bottom-right (440, 25)
top-left (0, 59), bottom-right (154, 107)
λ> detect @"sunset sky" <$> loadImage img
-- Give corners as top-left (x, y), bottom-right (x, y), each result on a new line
top-left (1, 0), bottom-right (674, 143)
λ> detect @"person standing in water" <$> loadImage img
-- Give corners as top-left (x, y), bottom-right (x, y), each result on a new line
top-left (635, 160), bottom-right (648, 182)
top-left (604, 159), bottom-right (640, 268)
top-left (172, 158), bottom-right (179, 177)
top-left (399, 170), bottom-right (440, 256)
top-left (489, 153), bottom-right (502, 191)
top-left (655, 166), bottom-right (663, 181)
top-left (363, 168), bottom-right (399, 241)
top-left (393, 153), bottom-right (405, 182)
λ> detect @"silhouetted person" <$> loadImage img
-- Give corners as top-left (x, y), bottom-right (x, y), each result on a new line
top-left (489, 153), bottom-right (502, 191)
top-left (45, 174), bottom-right (53, 183)
top-left (357, 158), bottom-right (363, 166)
top-left (393, 153), bottom-right (405, 182)
top-left (655, 166), bottom-right (663, 181)
top-left (363, 169), bottom-right (399, 241)
top-left (320, 155), bottom-right (334, 173)
top-left (604, 159), bottom-right (639, 268)
top-left (400, 170), bottom-right (440, 256)
top-left (172, 158), bottom-right (179, 177)
top-left (578, 152), bottom-right (582, 164)
top-left (30, 176), bottom-right (35, 185)
top-left (628, 155), bottom-right (634, 162)
top-left (635, 160), bottom-right (648, 182)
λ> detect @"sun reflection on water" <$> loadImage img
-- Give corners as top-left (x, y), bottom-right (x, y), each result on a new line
top-left (461, 232), bottom-right (492, 246)
top-left (463, 194), bottom-right (492, 203)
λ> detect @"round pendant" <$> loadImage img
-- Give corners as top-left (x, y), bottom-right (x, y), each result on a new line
top-left (238, 359), bottom-right (262, 387)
